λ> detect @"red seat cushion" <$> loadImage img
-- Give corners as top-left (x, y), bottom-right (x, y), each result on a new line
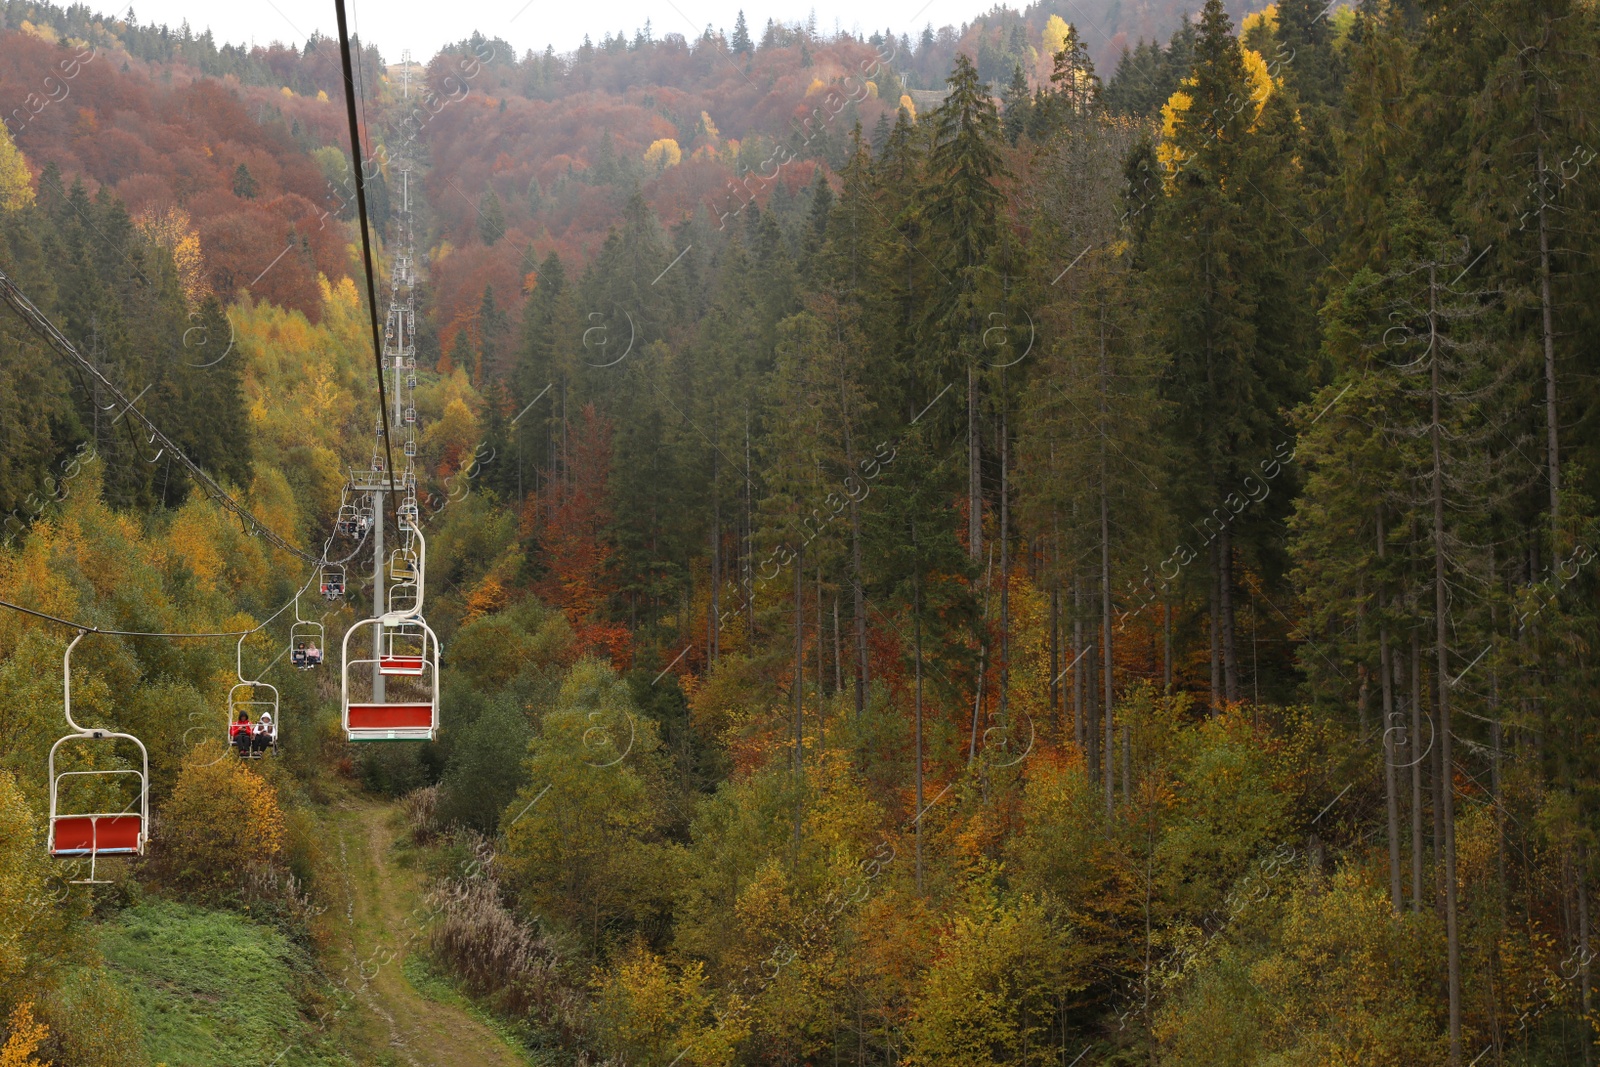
top-left (348, 703), bottom-right (433, 729)
top-left (380, 656), bottom-right (425, 671)
top-left (52, 814), bottom-right (143, 855)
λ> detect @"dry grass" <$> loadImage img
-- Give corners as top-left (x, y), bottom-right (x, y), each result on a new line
top-left (404, 784), bottom-right (441, 843)
top-left (427, 861), bottom-right (585, 1043)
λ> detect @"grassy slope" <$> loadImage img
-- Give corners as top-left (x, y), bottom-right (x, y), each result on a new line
top-left (99, 899), bottom-right (347, 1067)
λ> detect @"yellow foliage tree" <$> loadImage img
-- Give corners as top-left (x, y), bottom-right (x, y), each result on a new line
top-left (699, 110), bottom-right (720, 142)
top-left (0, 125), bottom-right (34, 213)
top-left (1157, 45), bottom-right (1275, 178)
top-left (155, 744), bottom-right (285, 898)
top-left (0, 1001), bottom-right (49, 1067)
top-left (1042, 14), bottom-right (1071, 58)
top-left (1242, 4), bottom-right (1279, 34)
top-left (644, 138), bottom-right (683, 169)
top-left (0, 774), bottom-right (60, 1011)
top-left (592, 942), bottom-right (745, 1067)
top-left (134, 206), bottom-right (209, 306)
top-left (899, 94), bottom-right (917, 121)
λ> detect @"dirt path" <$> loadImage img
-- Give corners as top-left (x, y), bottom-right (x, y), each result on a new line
top-left (327, 796), bottom-right (530, 1067)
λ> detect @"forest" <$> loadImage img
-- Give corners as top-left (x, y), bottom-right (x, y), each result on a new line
top-left (1, 0), bottom-right (1598, 1063)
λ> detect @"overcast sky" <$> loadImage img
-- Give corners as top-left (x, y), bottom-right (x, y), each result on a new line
top-left (120, 0), bottom-right (979, 64)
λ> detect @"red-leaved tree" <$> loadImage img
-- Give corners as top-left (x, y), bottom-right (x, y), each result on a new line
top-left (533, 404), bottom-right (631, 668)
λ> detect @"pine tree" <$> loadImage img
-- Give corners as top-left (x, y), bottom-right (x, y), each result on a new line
top-left (478, 188), bottom-right (506, 246)
top-left (922, 53), bottom-right (1010, 564)
top-left (1000, 65), bottom-right (1031, 145)
top-left (1146, 0), bottom-right (1311, 706)
top-left (730, 10), bottom-right (752, 54)
top-left (231, 162), bottom-right (257, 199)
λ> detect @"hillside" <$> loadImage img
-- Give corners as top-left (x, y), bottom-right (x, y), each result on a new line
top-left (2, 0), bottom-right (1600, 1064)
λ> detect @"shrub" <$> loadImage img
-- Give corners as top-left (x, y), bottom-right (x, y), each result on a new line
top-left (436, 695), bottom-right (532, 833)
top-left (152, 743), bottom-right (285, 900)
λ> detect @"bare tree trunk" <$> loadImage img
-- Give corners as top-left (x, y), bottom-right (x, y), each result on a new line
top-left (710, 490), bottom-right (720, 665)
top-left (1210, 554), bottom-right (1221, 711)
top-left (968, 363), bottom-right (982, 560)
top-left (1580, 842), bottom-right (1593, 1063)
top-left (999, 396), bottom-right (1010, 728)
top-left (914, 572), bottom-right (925, 893)
top-left (794, 545), bottom-right (805, 771)
top-left (1411, 633), bottom-right (1424, 913)
top-left (1380, 509), bottom-right (1402, 916)
top-left (833, 593), bottom-right (842, 696)
top-left (816, 564), bottom-right (825, 701)
top-left (1102, 557), bottom-right (1114, 817)
top-left (792, 540), bottom-right (805, 858)
top-left (846, 424), bottom-right (868, 718)
top-left (1538, 145), bottom-right (1561, 528)
top-left (970, 547), bottom-right (993, 765)
top-left (1219, 523), bottom-right (1240, 704)
top-left (745, 409), bottom-right (756, 635)
top-left (1073, 576), bottom-right (1086, 755)
top-left (1429, 265), bottom-right (1462, 1066)
top-left (1049, 585), bottom-right (1061, 737)
top-left (1357, 583), bottom-right (1370, 742)
top-left (1098, 305), bottom-right (1115, 815)
top-left (1163, 589), bottom-right (1172, 691)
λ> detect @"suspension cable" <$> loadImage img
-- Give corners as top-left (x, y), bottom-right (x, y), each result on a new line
top-left (334, 0), bottom-right (400, 527)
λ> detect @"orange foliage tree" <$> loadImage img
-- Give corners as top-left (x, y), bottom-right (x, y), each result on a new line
top-left (534, 404), bottom-right (631, 668)
top-left (153, 744), bottom-right (286, 899)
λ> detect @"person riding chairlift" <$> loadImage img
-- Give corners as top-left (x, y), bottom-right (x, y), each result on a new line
top-left (254, 712), bottom-right (274, 755)
top-left (231, 709), bottom-right (253, 756)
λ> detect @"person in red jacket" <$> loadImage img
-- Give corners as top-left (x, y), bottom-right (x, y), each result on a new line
top-left (230, 709), bottom-right (253, 756)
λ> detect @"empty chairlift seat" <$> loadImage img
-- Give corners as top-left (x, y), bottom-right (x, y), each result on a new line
top-left (342, 617), bottom-right (439, 741)
top-left (49, 731), bottom-right (149, 860)
top-left (380, 620), bottom-right (428, 675)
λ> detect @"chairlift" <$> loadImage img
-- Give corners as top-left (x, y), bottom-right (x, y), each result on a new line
top-left (336, 504), bottom-right (361, 538)
top-left (290, 598), bottom-right (324, 669)
top-left (389, 549), bottom-right (420, 584)
top-left (228, 681), bottom-right (280, 758)
top-left (228, 636), bottom-right (280, 757)
top-left (380, 619), bottom-right (428, 675)
top-left (387, 577), bottom-right (420, 617)
top-left (341, 617), bottom-right (439, 741)
top-left (320, 564), bottom-right (346, 600)
top-left (403, 438), bottom-right (416, 457)
top-left (48, 632), bottom-right (149, 882)
top-left (406, 374), bottom-right (417, 390)
top-left (398, 498), bottom-right (419, 524)
top-left (403, 406), bottom-right (417, 425)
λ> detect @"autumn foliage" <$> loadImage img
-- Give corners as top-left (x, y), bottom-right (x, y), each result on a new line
top-left (152, 744), bottom-right (286, 899)
top-left (532, 404), bottom-right (631, 668)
